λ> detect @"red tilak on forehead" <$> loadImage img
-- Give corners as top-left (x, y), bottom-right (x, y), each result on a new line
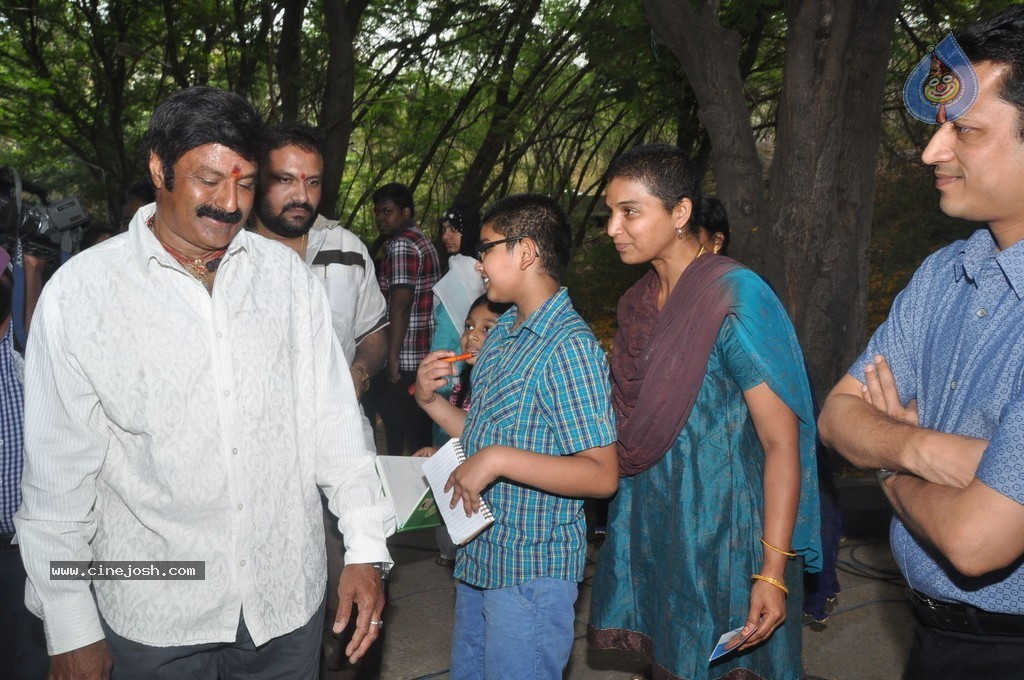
top-left (300, 172), bottom-right (307, 181)
top-left (231, 165), bottom-right (241, 177)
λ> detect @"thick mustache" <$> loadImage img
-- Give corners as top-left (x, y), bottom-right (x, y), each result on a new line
top-left (196, 204), bottom-right (243, 224)
top-left (282, 201), bottom-right (314, 214)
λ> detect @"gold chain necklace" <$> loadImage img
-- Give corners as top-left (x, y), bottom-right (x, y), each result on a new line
top-left (147, 214), bottom-right (226, 293)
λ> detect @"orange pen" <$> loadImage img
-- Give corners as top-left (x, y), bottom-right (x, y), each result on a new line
top-left (441, 352), bottom-right (474, 363)
top-left (408, 353), bottom-right (473, 395)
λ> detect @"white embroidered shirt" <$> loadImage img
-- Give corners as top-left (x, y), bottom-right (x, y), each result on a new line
top-left (15, 204), bottom-right (396, 654)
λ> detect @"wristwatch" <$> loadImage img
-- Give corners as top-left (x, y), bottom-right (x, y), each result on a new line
top-left (876, 468), bottom-right (898, 484)
top-left (371, 562), bottom-right (391, 581)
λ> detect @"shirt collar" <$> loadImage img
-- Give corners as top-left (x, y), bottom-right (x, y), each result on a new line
top-left (956, 228), bottom-right (1024, 299)
top-left (498, 287), bottom-right (571, 339)
top-left (305, 214), bottom-right (330, 265)
top-left (393, 223), bottom-right (421, 240)
top-left (129, 203), bottom-right (251, 277)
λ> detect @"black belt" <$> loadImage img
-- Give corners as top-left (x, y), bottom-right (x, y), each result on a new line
top-left (0, 532), bottom-right (17, 551)
top-left (907, 588), bottom-right (1024, 637)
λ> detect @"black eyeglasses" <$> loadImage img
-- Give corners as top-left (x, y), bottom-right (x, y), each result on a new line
top-left (474, 237), bottom-right (524, 261)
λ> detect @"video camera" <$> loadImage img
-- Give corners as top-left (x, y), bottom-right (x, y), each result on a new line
top-left (0, 166), bottom-right (89, 259)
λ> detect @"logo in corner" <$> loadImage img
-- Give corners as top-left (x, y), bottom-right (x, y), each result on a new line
top-left (904, 33), bottom-right (978, 125)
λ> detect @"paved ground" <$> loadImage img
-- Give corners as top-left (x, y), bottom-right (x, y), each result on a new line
top-left (325, 474), bottom-right (909, 680)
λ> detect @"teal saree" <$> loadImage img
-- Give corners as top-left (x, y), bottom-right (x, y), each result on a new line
top-left (589, 266), bottom-right (821, 680)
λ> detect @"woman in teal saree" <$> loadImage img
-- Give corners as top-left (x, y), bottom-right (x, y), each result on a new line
top-left (588, 145), bottom-right (822, 680)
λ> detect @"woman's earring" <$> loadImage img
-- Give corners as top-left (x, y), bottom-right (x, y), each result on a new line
top-left (675, 226), bottom-right (684, 240)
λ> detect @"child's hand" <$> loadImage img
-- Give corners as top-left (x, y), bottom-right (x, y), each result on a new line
top-left (412, 446), bottom-right (438, 458)
top-left (413, 351), bottom-right (459, 405)
top-left (445, 446), bottom-right (501, 516)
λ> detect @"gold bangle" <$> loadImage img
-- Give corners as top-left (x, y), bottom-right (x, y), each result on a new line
top-left (751, 574), bottom-right (789, 595)
top-left (760, 537), bottom-right (797, 558)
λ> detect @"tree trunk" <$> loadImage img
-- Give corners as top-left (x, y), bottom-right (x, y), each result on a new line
top-left (640, 0), bottom-right (898, 399)
top-left (766, 0), bottom-right (898, 399)
top-left (276, 0), bottom-right (307, 121)
top-left (319, 0), bottom-right (369, 219)
top-left (641, 0), bottom-right (770, 259)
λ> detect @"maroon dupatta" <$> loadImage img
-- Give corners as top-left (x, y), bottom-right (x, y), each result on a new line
top-left (611, 255), bottom-right (743, 476)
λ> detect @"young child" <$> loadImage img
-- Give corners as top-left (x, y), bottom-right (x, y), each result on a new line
top-left (414, 294), bottom-right (509, 437)
top-left (413, 294), bottom-right (510, 567)
top-left (414, 193), bottom-right (618, 678)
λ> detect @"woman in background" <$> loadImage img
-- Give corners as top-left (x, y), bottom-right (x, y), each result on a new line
top-left (430, 205), bottom-right (484, 371)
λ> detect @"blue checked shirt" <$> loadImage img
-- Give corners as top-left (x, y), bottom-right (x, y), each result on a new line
top-left (1, 324), bottom-right (25, 534)
top-left (456, 288), bottom-right (615, 589)
top-left (852, 228), bottom-right (1024, 613)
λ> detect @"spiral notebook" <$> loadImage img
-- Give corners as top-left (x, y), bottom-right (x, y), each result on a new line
top-left (421, 438), bottom-right (494, 545)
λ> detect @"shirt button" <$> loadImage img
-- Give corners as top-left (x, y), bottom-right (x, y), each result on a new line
top-left (223, 390), bottom-right (230, 397)
top-left (216, 331), bottom-right (223, 338)
top-left (236, 504), bottom-right (243, 511)
top-left (232, 448), bottom-right (239, 455)
top-left (951, 381), bottom-right (958, 390)
top-left (239, 559), bottom-right (246, 567)
top-left (977, 308), bottom-right (987, 318)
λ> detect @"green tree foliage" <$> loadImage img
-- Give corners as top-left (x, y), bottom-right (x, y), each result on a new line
top-left (0, 0), bottom-right (1010, 387)
top-left (0, 0), bottom-right (277, 221)
top-left (0, 0), bottom-right (665, 245)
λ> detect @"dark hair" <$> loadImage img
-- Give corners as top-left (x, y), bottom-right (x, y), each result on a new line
top-left (454, 294), bottom-right (513, 408)
top-left (697, 196), bottom-right (730, 255)
top-left (439, 204), bottom-right (482, 256)
top-left (123, 180), bottom-right (155, 205)
top-left (480, 194), bottom-right (573, 282)
top-left (372, 182), bottom-right (415, 218)
top-left (142, 86), bottom-right (264, 190)
top-left (957, 6), bottom-right (1024, 138)
top-left (262, 122), bottom-right (324, 163)
top-left (605, 143), bottom-right (702, 236)
top-left (468, 293), bottom-right (512, 319)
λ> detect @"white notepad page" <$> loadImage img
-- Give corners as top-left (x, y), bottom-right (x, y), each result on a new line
top-left (420, 438), bottom-right (494, 545)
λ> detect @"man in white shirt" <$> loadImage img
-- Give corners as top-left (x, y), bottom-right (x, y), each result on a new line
top-left (14, 86), bottom-right (395, 679)
top-left (250, 122), bottom-right (389, 671)
top-left (251, 122), bottom-right (387, 417)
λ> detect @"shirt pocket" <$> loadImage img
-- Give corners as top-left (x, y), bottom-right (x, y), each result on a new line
top-left (481, 373), bottom-right (525, 437)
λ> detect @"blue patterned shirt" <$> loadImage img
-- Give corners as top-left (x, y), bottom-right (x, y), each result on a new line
top-left (456, 288), bottom-right (616, 589)
top-left (1, 324), bottom-right (25, 534)
top-left (853, 228), bottom-right (1024, 613)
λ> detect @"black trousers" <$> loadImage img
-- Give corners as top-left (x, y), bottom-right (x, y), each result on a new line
top-left (364, 371), bottom-right (432, 455)
top-left (102, 598), bottom-right (325, 679)
top-left (0, 546), bottom-right (48, 680)
top-left (904, 617), bottom-right (1024, 680)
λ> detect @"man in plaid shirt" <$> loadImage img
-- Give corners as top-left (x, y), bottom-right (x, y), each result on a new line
top-left (370, 183), bottom-right (440, 455)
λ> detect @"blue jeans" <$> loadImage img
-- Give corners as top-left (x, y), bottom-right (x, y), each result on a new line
top-left (451, 578), bottom-right (578, 680)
